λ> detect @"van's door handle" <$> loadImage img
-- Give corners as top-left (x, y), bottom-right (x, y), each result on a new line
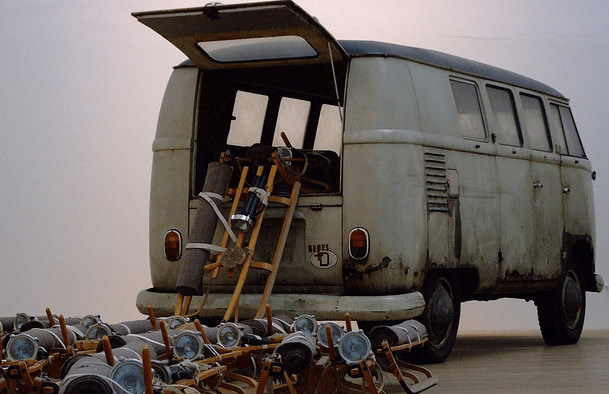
top-left (533, 181), bottom-right (543, 189)
top-left (563, 186), bottom-right (571, 195)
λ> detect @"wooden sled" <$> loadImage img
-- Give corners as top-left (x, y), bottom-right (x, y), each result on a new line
top-left (175, 154), bottom-right (301, 322)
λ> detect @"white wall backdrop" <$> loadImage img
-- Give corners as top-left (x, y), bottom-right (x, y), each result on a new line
top-left (1, 0), bottom-right (607, 331)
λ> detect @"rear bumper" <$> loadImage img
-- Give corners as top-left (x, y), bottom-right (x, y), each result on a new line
top-left (595, 273), bottom-right (605, 293)
top-left (136, 289), bottom-right (425, 322)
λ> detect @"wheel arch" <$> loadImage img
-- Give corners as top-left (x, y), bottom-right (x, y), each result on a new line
top-left (422, 267), bottom-right (478, 301)
top-left (563, 235), bottom-right (595, 292)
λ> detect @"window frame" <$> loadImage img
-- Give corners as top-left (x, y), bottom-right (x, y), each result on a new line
top-left (485, 84), bottom-right (523, 147)
top-left (195, 79), bottom-right (344, 196)
top-left (518, 92), bottom-right (553, 152)
top-left (549, 102), bottom-right (586, 158)
top-left (449, 78), bottom-right (488, 142)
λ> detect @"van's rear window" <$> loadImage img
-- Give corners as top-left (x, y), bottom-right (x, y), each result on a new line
top-left (198, 36), bottom-right (318, 63)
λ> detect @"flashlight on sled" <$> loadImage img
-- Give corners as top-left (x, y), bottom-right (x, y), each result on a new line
top-left (337, 330), bottom-right (373, 365)
top-left (217, 322), bottom-right (243, 348)
top-left (6, 333), bottom-right (40, 360)
top-left (231, 174), bottom-right (268, 232)
top-left (110, 359), bottom-right (145, 394)
top-left (293, 315), bottom-right (318, 335)
top-left (173, 331), bottom-right (204, 360)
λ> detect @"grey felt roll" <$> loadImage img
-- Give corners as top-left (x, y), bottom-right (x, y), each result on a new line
top-left (240, 316), bottom-right (293, 337)
top-left (368, 319), bottom-right (428, 349)
top-left (107, 319), bottom-right (153, 336)
top-left (13, 327), bottom-right (78, 352)
top-left (240, 319), bottom-right (269, 337)
top-left (176, 162), bottom-right (232, 295)
top-left (274, 332), bottom-right (316, 374)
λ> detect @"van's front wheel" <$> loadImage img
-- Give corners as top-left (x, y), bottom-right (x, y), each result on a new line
top-left (415, 272), bottom-right (461, 363)
top-left (535, 261), bottom-right (586, 345)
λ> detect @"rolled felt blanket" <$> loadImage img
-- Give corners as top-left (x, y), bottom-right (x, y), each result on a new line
top-left (240, 315), bottom-right (293, 337)
top-left (368, 319), bottom-right (427, 349)
top-left (274, 332), bottom-right (317, 374)
top-left (5, 327), bottom-right (79, 360)
top-left (108, 319), bottom-right (154, 336)
top-left (176, 162), bottom-right (232, 295)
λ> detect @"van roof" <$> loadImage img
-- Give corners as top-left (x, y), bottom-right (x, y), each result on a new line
top-left (177, 39), bottom-right (565, 99)
top-left (341, 40), bottom-right (565, 99)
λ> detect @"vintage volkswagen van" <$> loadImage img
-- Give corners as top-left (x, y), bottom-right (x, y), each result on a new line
top-left (133, 1), bottom-right (603, 362)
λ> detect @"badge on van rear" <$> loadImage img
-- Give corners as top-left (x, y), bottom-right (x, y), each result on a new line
top-left (309, 249), bottom-right (338, 269)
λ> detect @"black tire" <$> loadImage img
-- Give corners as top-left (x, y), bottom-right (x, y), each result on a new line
top-left (414, 272), bottom-right (461, 363)
top-left (535, 261), bottom-right (586, 345)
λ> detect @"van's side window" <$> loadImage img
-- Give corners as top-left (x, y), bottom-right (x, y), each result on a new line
top-left (520, 93), bottom-right (552, 151)
top-left (487, 86), bottom-right (522, 146)
top-left (227, 91), bottom-right (269, 147)
top-left (550, 104), bottom-right (585, 158)
top-left (450, 80), bottom-right (486, 141)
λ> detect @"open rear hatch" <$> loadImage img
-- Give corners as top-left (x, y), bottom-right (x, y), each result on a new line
top-left (132, 0), bottom-right (347, 69)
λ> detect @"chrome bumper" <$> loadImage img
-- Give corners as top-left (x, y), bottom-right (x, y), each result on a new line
top-left (595, 273), bottom-right (605, 293)
top-left (136, 289), bottom-right (425, 321)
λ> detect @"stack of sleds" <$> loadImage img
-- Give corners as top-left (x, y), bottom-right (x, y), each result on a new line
top-left (1, 308), bottom-right (436, 394)
top-left (2, 140), bottom-right (437, 393)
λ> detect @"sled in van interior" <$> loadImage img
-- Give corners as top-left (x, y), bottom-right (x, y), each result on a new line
top-left (133, 1), bottom-right (603, 362)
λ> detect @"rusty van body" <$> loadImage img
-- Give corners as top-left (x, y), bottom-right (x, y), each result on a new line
top-left (133, 1), bottom-right (603, 362)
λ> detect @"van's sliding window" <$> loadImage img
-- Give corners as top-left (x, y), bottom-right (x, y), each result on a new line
top-left (487, 86), bottom-right (522, 147)
top-left (520, 93), bottom-right (552, 152)
top-left (549, 104), bottom-right (586, 158)
top-left (450, 80), bottom-right (487, 141)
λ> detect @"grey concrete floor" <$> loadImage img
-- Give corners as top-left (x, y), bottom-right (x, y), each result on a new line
top-left (384, 330), bottom-right (609, 394)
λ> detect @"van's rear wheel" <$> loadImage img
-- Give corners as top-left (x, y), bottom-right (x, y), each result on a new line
top-left (415, 272), bottom-right (461, 363)
top-left (535, 261), bottom-right (586, 345)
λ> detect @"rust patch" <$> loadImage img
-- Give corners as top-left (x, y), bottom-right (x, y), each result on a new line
top-left (363, 256), bottom-right (391, 274)
top-left (344, 256), bottom-right (392, 280)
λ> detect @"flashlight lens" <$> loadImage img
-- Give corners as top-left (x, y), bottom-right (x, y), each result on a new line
top-left (338, 331), bottom-right (372, 365)
top-left (14, 313), bottom-right (31, 330)
top-left (173, 332), bottom-right (202, 360)
top-left (7, 334), bottom-right (39, 360)
top-left (110, 359), bottom-right (145, 394)
top-left (86, 323), bottom-right (112, 340)
top-left (317, 322), bottom-right (344, 348)
top-left (293, 315), bottom-right (318, 334)
top-left (217, 323), bottom-right (241, 348)
top-left (151, 360), bottom-right (171, 384)
top-left (80, 315), bottom-right (101, 329)
top-left (165, 316), bottom-right (188, 330)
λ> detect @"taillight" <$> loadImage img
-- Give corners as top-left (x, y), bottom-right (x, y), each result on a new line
top-left (164, 230), bottom-right (182, 261)
top-left (349, 227), bottom-right (369, 260)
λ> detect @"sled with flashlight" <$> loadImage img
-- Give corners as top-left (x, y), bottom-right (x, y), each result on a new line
top-left (253, 316), bottom-right (437, 394)
top-left (174, 138), bottom-right (305, 323)
top-left (369, 320), bottom-right (438, 394)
